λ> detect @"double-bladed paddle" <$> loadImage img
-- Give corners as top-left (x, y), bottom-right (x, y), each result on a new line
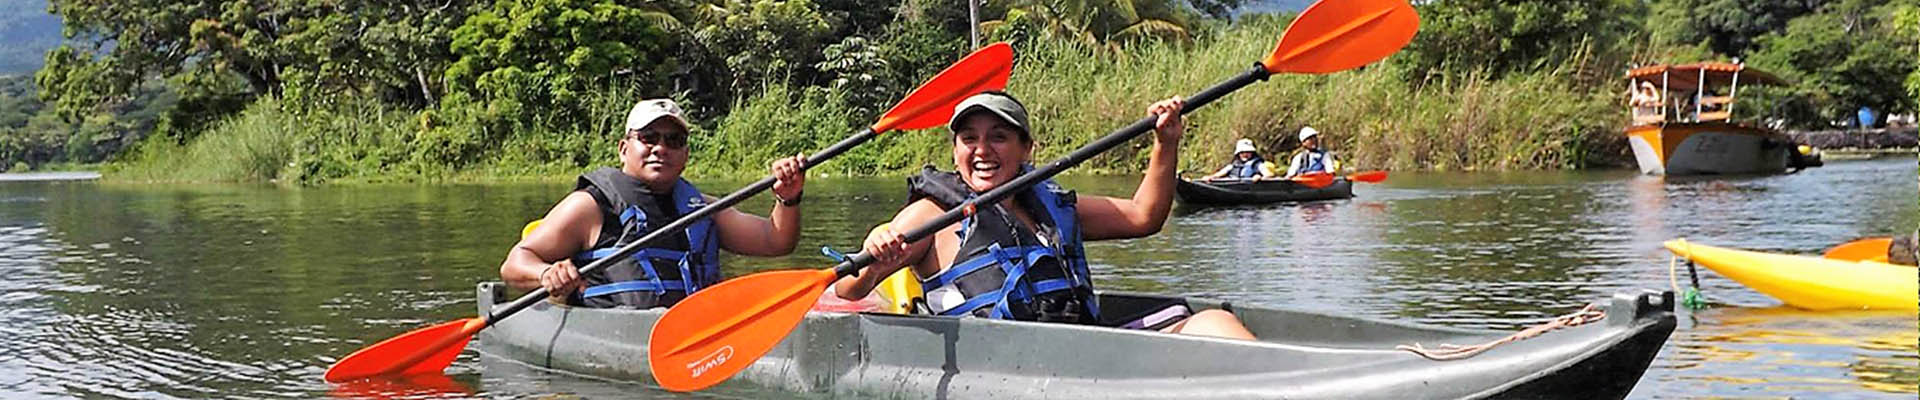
top-left (321, 42), bottom-right (1015, 383)
top-left (646, 0), bottom-right (1419, 392)
top-left (1291, 169), bottom-right (1389, 188)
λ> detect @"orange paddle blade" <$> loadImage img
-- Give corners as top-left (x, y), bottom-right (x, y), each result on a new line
top-left (1293, 172), bottom-right (1336, 188)
top-left (1824, 237), bottom-right (1892, 262)
top-left (1264, 0), bottom-right (1418, 74)
top-left (1348, 170), bottom-right (1388, 183)
top-left (871, 42), bottom-right (1014, 133)
top-left (649, 269), bottom-right (836, 392)
top-left (324, 318), bottom-right (483, 383)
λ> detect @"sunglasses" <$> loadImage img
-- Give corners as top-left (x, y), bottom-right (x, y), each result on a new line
top-left (627, 128), bottom-right (689, 149)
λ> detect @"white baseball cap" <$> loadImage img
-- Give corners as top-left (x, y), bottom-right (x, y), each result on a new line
top-left (1298, 126), bottom-right (1321, 142)
top-left (1234, 138), bottom-right (1257, 154)
top-left (626, 99), bottom-right (689, 131)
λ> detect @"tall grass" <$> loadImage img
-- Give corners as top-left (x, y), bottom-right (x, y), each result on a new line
top-left (114, 17), bottom-right (1632, 183)
top-left (996, 17), bottom-right (1622, 174)
top-left (701, 16), bottom-right (1627, 178)
top-left (110, 97), bottom-right (417, 183)
top-left (110, 100), bottom-right (301, 182)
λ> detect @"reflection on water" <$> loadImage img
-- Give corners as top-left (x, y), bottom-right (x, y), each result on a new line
top-left (1661, 307), bottom-right (1919, 396)
top-left (0, 157), bottom-right (1912, 398)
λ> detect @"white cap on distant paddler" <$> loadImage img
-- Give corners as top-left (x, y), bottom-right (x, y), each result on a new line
top-left (626, 98), bottom-right (688, 131)
top-left (949, 92), bottom-right (1030, 137)
top-left (1234, 138), bottom-right (1257, 154)
top-left (1298, 126), bottom-right (1321, 142)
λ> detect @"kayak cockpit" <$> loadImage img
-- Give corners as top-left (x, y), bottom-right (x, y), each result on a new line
top-left (477, 282), bottom-right (1674, 399)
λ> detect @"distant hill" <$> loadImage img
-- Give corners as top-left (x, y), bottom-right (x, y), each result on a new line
top-left (0, 0), bottom-right (62, 75)
top-left (1236, 0), bottom-right (1315, 16)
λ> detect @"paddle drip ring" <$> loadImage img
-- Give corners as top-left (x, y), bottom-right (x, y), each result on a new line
top-left (1395, 304), bottom-right (1607, 361)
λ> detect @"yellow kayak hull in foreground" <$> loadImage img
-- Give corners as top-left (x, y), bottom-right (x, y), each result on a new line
top-left (1665, 240), bottom-right (1917, 311)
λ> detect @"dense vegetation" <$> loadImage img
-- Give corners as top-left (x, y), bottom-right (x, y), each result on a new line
top-left (1, 0), bottom-right (1914, 180)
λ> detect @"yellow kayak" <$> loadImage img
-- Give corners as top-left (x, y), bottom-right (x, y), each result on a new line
top-left (1665, 239), bottom-right (1918, 311)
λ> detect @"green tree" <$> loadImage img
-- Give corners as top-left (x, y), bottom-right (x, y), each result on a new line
top-left (1893, 3), bottom-right (1920, 104)
top-left (1647, 0), bottom-right (1821, 57)
top-left (424, 0), bottom-right (677, 168)
top-left (1399, 0), bottom-right (1645, 82)
top-left (690, 0), bottom-right (836, 94)
top-left (38, 0), bottom-right (476, 141)
top-left (445, 0), bottom-right (675, 108)
top-left (814, 36), bottom-right (891, 114)
top-left (1747, 0), bottom-right (1919, 127)
top-left (978, 0), bottom-right (1199, 48)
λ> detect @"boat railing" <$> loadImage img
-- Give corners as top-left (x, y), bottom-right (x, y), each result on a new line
top-left (1626, 61), bottom-right (1769, 126)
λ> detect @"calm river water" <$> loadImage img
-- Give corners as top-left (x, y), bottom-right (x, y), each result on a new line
top-left (0, 157), bottom-right (1913, 398)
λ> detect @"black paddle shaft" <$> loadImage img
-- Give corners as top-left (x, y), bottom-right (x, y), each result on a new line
top-left (487, 127), bottom-right (882, 324)
top-left (830, 64), bottom-right (1273, 278)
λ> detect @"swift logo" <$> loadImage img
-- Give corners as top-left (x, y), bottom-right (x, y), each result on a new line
top-left (686, 345), bottom-right (734, 378)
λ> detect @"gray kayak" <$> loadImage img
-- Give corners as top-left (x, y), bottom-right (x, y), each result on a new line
top-left (475, 282), bottom-right (1674, 399)
top-left (1175, 177), bottom-right (1355, 205)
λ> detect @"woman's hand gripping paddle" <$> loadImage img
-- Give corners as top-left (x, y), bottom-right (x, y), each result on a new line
top-left (322, 42), bottom-right (1014, 383)
top-left (646, 0), bottom-right (1418, 392)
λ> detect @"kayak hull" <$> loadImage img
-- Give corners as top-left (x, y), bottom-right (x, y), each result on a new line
top-left (1625, 123), bottom-right (1801, 175)
top-left (1175, 178), bottom-right (1354, 205)
top-left (1665, 240), bottom-right (1919, 311)
top-left (476, 283), bottom-right (1674, 399)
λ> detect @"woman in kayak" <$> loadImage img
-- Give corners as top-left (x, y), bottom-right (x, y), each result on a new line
top-left (1282, 126), bottom-right (1338, 178)
top-left (1200, 138), bottom-right (1276, 181)
top-left (832, 91), bottom-right (1256, 340)
top-left (500, 98), bottom-right (809, 309)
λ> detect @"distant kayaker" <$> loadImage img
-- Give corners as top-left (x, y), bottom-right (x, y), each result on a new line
top-left (832, 91), bottom-right (1257, 340)
top-left (500, 98), bottom-right (808, 308)
top-left (1200, 138), bottom-right (1276, 181)
top-left (1282, 126), bottom-right (1339, 178)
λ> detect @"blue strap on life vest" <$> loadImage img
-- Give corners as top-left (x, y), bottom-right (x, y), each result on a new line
top-left (921, 178), bottom-right (1097, 318)
top-left (581, 280), bottom-right (689, 297)
top-left (1229, 157), bottom-right (1264, 179)
top-left (579, 179), bottom-right (719, 298)
top-left (1033, 179), bottom-right (1098, 317)
top-left (1299, 150), bottom-right (1329, 174)
top-left (930, 244), bottom-right (1077, 317)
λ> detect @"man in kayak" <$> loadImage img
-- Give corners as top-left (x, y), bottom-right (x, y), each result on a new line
top-left (831, 91), bottom-right (1256, 340)
top-left (500, 98), bottom-right (808, 308)
top-left (1199, 138), bottom-right (1275, 181)
top-left (1282, 126), bottom-right (1339, 178)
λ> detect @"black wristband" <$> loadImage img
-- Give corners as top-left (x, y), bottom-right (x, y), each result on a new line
top-left (776, 191), bottom-right (803, 207)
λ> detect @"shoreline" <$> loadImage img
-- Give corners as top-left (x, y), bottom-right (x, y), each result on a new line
top-left (0, 171), bottom-right (103, 182)
top-left (1788, 126), bottom-right (1919, 150)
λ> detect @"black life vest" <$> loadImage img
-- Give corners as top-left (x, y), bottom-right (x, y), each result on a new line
top-left (908, 166), bottom-right (1098, 323)
top-left (567, 167), bottom-right (720, 309)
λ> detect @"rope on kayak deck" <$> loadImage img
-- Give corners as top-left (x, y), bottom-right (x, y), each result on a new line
top-left (1395, 304), bottom-right (1607, 361)
top-left (1667, 239), bottom-right (1708, 310)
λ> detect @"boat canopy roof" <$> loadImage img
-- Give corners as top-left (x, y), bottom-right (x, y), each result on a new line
top-left (1626, 62), bottom-right (1790, 91)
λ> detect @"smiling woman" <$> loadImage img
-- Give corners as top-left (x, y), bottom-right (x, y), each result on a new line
top-left (833, 91), bottom-right (1257, 340)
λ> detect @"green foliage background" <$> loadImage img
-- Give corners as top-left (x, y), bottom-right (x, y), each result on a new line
top-left (1, 0), bottom-right (1914, 179)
